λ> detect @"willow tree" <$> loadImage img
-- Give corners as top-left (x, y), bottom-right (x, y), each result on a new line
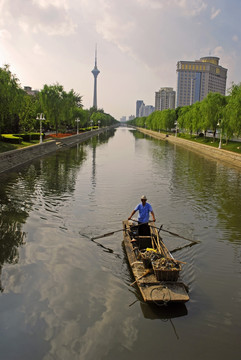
top-left (0, 64), bottom-right (23, 133)
top-left (201, 92), bottom-right (226, 139)
top-left (39, 83), bottom-right (64, 134)
top-left (225, 83), bottom-right (241, 138)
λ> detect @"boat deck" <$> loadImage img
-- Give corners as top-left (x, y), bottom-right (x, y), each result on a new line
top-left (123, 220), bottom-right (189, 304)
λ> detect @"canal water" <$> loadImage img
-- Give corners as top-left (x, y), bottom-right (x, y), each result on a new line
top-left (0, 127), bottom-right (240, 360)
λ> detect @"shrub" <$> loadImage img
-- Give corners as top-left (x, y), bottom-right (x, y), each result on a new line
top-left (1, 134), bottom-right (23, 144)
top-left (13, 133), bottom-right (45, 141)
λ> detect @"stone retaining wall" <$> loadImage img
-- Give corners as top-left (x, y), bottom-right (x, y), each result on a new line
top-left (137, 127), bottom-right (241, 170)
top-left (0, 126), bottom-right (118, 174)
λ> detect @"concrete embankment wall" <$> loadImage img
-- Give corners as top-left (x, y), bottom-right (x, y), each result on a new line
top-left (137, 127), bottom-right (241, 170)
top-left (0, 126), bottom-right (118, 174)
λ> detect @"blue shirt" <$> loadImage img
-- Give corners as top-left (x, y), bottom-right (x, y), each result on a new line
top-left (135, 202), bottom-right (153, 223)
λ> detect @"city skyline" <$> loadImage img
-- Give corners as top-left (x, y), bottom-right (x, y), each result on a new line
top-left (0, 1), bottom-right (241, 120)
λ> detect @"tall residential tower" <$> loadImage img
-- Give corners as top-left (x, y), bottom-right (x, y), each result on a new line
top-left (91, 47), bottom-right (100, 108)
top-left (155, 87), bottom-right (176, 111)
top-left (176, 56), bottom-right (227, 107)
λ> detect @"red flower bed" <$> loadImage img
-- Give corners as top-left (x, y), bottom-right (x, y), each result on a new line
top-left (46, 133), bottom-right (76, 139)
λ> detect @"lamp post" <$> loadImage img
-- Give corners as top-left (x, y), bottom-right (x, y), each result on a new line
top-left (36, 113), bottom-right (45, 144)
top-left (90, 119), bottom-right (93, 131)
top-left (175, 121), bottom-right (178, 137)
top-left (75, 118), bottom-right (80, 134)
top-left (217, 120), bottom-right (222, 149)
top-left (98, 120), bottom-right (100, 129)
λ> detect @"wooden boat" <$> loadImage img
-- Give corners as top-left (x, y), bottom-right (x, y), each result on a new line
top-left (122, 220), bottom-right (189, 304)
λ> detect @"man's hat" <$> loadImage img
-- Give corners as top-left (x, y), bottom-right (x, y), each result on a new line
top-left (141, 195), bottom-right (147, 200)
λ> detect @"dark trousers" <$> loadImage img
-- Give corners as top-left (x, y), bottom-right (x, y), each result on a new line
top-left (138, 222), bottom-right (150, 236)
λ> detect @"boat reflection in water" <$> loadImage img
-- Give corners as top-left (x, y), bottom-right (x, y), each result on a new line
top-left (140, 302), bottom-right (188, 340)
top-left (140, 301), bottom-right (188, 320)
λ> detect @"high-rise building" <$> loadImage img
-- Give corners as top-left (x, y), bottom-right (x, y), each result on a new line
top-left (128, 115), bottom-right (135, 121)
top-left (91, 47), bottom-right (100, 108)
top-left (136, 100), bottom-right (154, 117)
top-left (136, 100), bottom-right (144, 117)
top-left (142, 105), bottom-right (155, 117)
top-left (155, 87), bottom-right (176, 111)
top-left (176, 56), bottom-right (227, 107)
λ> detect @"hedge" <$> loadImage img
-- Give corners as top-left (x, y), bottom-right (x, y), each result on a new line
top-left (0, 134), bottom-right (23, 144)
top-left (13, 133), bottom-right (45, 141)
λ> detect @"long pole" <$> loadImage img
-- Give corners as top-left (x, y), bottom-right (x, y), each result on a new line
top-left (40, 120), bottom-right (42, 143)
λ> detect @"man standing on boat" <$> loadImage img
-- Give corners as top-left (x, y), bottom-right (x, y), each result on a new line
top-left (128, 195), bottom-right (156, 235)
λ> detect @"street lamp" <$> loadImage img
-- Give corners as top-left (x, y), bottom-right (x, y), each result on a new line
top-left (98, 120), bottom-right (100, 129)
top-left (175, 121), bottom-right (178, 137)
top-left (90, 119), bottom-right (93, 130)
top-left (217, 120), bottom-right (222, 149)
top-left (36, 113), bottom-right (45, 144)
top-left (75, 118), bottom-right (80, 134)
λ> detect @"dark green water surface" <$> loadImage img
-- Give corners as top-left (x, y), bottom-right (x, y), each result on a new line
top-left (0, 127), bottom-right (240, 360)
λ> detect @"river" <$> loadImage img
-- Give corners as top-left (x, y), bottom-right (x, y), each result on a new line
top-left (0, 127), bottom-right (240, 360)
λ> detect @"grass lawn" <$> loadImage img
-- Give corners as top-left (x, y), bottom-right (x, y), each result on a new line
top-left (175, 133), bottom-right (241, 154)
top-left (0, 140), bottom-right (41, 153)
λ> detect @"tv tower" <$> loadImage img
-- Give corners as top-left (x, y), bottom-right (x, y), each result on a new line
top-left (91, 46), bottom-right (100, 108)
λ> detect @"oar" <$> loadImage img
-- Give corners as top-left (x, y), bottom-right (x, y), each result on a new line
top-left (158, 225), bottom-right (200, 244)
top-left (171, 242), bottom-right (197, 254)
top-left (131, 219), bottom-right (199, 244)
top-left (91, 221), bottom-right (144, 241)
top-left (91, 228), bottom-right (125, 240)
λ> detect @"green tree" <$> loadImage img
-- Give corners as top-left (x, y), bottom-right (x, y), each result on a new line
top-left (201, 92), bottom-right (226, 139)
top-left (39, 83), bottom-right (65, 134)
top-left (19, 92), bottom-right (40, 132)
top-left (0, 64), bottom-right (23, 133)
top-left (225, 83), bottom-right (241, 138)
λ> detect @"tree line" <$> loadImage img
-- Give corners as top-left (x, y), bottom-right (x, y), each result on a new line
top-left (0, 64), bottom-right (117, 135)
top-left (128, 84), bottom-right (241, 141)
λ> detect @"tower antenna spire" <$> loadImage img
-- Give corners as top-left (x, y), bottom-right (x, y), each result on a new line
top-left (95, 44), bottom-right (97, 66)
top-left (91, 45), bottom-right (100, 109)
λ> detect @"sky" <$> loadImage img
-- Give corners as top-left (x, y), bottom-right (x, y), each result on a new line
top-left (0, 0), bottom-right (241, 121)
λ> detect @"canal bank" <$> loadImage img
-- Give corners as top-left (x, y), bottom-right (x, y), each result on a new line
top-left (0, 125), bottom-right (118, 174)
top-left (137, 127), bottom-right (241, 170)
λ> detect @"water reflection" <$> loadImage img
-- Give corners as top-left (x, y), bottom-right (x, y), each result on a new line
top-left (140, 302), bottom-right (187, 320)
top-left (0, 176), bottom-right (29, 291)
top-left (132, 129), bottom-right (241, 245)
top-left (0, 141), bottom-right (88, 293)
top-left (0, 128), bottom-right (118, 295)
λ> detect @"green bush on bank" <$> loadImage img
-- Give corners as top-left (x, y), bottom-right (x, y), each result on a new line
top-left (0, 134), bottom-right (23, 144)
top-left (13, 133), bottom-right (45, 141)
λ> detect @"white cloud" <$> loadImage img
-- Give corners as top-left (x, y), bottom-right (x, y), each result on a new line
top-left (0, 28), bottom-right (11, 39)
top-left (136, 0), bottom-right (164, 9)
top-left (33, 43), bottom-right (44, 56)
top-left (33, 0), bottom-right (69, 10)
top-left (0, 0), bottom-right (77, 37)
top-left (96, 14), bottom-right (135, 51)
top-left (210, 7), bottom-right (221, 20)
top-left (174, 0), bottom-right (207, 16)
top-left (18, 20), bottom-right (29, 33)
top-left (33, 18), bottom-right (77, 36)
